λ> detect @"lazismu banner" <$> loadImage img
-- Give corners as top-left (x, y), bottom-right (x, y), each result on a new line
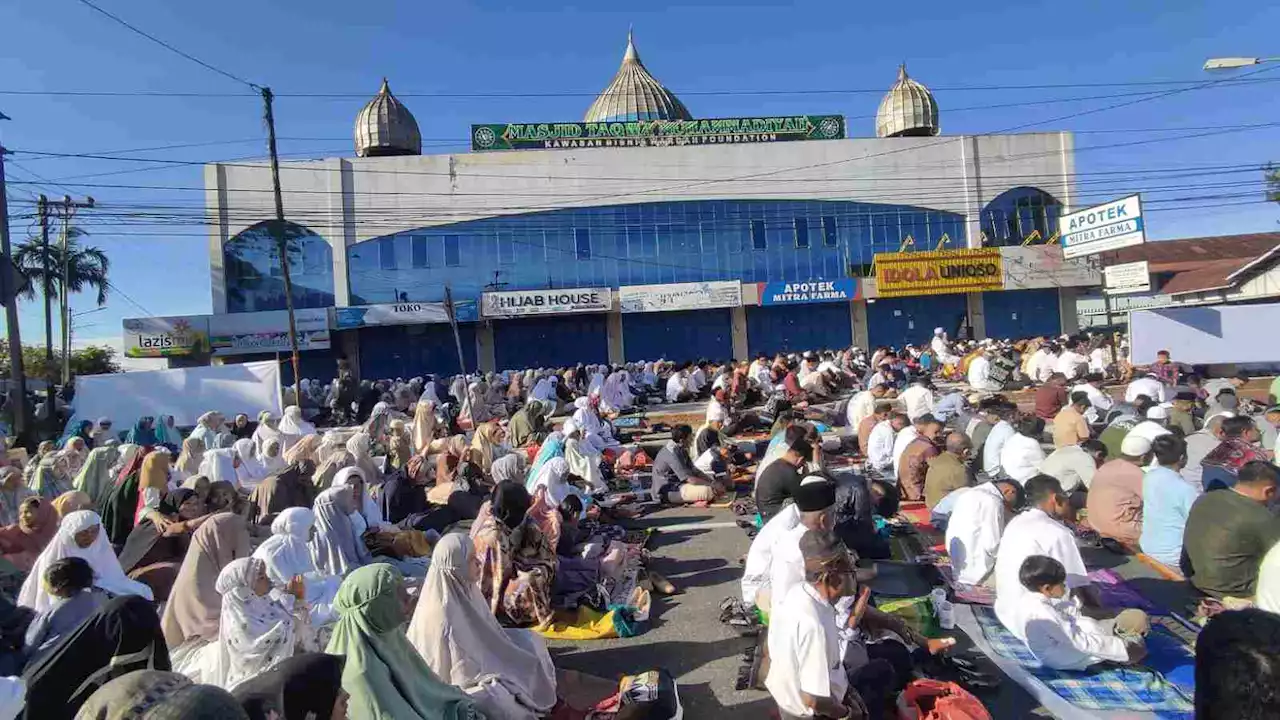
top-left (481, 288), bottom-right (611, 318)
top-left (873, 248), bottom-right (1004, 298)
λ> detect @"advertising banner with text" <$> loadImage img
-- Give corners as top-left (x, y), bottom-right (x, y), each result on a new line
top-left (122, 315), bottom-right (210, 358)
top-left (757, 278), bottom-right (859, 305)
top-left (334, 301), bottom-right (479, 329)
top-left (618, 281), bottom-right (742, 313)
top-left (209, 308), bottom-right (331, 356)
top-left (481, 288), bottom-right (611, 318)
top-left (873, 248), bottom-right (1004, 298)
top-left (472, 115), bottom-right (846, 151)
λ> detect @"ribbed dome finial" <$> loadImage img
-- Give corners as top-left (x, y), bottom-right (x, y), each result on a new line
top-left (584, 31), bottom-right (692, 123)
top-left (354, 77), bottom-right (422, 158)
top-left (876, 62), bottom-right (940, 138)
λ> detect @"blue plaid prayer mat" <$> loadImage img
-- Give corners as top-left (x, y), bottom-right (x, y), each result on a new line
top-left (972, 605), bottom-right (1194, 718)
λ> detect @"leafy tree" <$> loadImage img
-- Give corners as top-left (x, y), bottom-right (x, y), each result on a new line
top-left (1268, 163), bottom-right (1280, 204)
top-left (0, 344), bottom-right (122, 380)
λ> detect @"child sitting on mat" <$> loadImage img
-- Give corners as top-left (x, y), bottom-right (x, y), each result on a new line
top-left (1014, 555), bottom-right (1149, 670)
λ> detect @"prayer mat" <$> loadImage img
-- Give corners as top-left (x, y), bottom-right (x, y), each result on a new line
top-left (878, 594), bottom-right (941, 638)
top-left (867, 561), bottom-right (944, 598)
top-left (1088, 568), bottom-right (1165, 615)
top-left (537, 606), bottom-right (627, 641)
top-left (971, 605), bottom-right (1193, 717)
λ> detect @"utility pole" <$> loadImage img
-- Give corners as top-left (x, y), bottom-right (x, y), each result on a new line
top-left (37, 196), bottom-right (53, 424)
top-left (260, 86), bottom-right (302, 401)
top-left (0, 144), bottom-right (29, 439)
top-left (57, 195), bottom-right (94, 386)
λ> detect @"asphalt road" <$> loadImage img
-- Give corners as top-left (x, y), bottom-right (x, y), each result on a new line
top-left (546, 505), bottom-right (1060, 719)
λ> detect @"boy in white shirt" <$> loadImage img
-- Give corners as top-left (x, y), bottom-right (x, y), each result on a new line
top-left (1013, 555), bottom-right (1148, 670)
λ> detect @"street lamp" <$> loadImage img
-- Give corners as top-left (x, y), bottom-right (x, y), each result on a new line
top-left (1203, 56), bottom-right (1279, 70)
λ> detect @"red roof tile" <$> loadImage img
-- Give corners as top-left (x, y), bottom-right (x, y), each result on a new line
top-left (1096, 232), bottom-right (1280, 296)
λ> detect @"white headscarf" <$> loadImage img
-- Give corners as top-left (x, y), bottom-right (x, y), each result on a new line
top-left (207, 557), bottom-right (297, 691)
top-left (251, 411), bottom-right (280, 456)
top-left (407, 534), bottom-right (557, 719)
top-left (330, 466), bottom-right (386, 535)
top-left (344, 431), bottom-right (380, 486)
top-left (199, 448), bottom-right (240, 487)
top-left (528, 457), bottom-right (578, 507)
top-left (18, 510), bottom-right (153, 613)
top-left (530, 377), bottom-right (556, 403)
top-left (233, 438), bottom-right (270, 490)
top-left (260, 438), bottom-right (287, 476)
top-left (277, 406), bottom-right (315, 441)
top-left (252, 507), bottom-right (320, 586)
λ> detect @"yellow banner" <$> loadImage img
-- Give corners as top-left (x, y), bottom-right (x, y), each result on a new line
top-left (873, 248), bottom-right (1004, 297)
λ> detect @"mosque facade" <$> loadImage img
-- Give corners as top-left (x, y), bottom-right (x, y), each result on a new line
top-left (191, 33), bottom-right (1089, 379)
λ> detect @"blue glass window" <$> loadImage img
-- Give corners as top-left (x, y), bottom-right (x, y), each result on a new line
top-left (498, 232), bottom-right (515, 265)
top-left (822, 216), bottom-right (838, 247)
top-left (444, 235), bottom-right (461, 267)
top-left (410, 236), bottom-right (429, 269)
top-left (751, 220), bottom-right (767, 250)
top-left (378, 237), bottom-right (396, 271)
top-left (794, 218), bottom-right (810, 249)
top-left (575, 228), bottom-right (591, 260)
top-left (224, 220), bottom-right (334, 313)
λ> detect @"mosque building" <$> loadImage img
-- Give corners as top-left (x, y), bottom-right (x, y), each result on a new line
top-left (131, 33), bottom-right (1093, 377)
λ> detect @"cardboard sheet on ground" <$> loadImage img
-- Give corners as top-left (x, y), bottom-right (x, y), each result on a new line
top-left (67, 361), bottom-right (282, 430)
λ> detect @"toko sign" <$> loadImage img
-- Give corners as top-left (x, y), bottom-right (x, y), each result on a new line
top-left (481, 288), bottom-right (611, 318)
top-left (1060, 195), bottom-right (1146, 259)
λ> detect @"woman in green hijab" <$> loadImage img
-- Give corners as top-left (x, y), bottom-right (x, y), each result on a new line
top-left (507, 400), bottom-right (547, 449)
top-left (325, 563), bottom-right (486, 720)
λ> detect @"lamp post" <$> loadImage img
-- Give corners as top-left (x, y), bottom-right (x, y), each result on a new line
top-left (1203, 56), bottom-right (1279, 70)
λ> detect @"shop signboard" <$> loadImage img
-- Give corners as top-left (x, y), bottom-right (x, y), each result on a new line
top-left (756, 278), bottom-right (859, 306)
top-left (334, 301), bottom-right (478, 329)
top-left (1061, 194), bottom-right (1146, 259)
top-left (999, 245), bottom-right (1101, 290)
top-left (481, 288), bottom-right (611, 318)
top-left (122, 315), bottom-right (209, 358)
top-left (209, 308), bottom-right (331, 356)
top-left (1103, 260), bottom-right (1152, 295)
top-left (618, 281), bottom-right (742, 314)
top-left (471, 115), bottom-right (846, 152)
top-left (872, 248), bottom-right (1004, 298)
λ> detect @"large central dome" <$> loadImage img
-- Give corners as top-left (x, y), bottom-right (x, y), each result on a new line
top-left (584, 31), bottom-right (692, 123)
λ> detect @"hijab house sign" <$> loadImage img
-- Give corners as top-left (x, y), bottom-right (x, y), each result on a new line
top-left (1061, 194), bottom-right (1146, 259)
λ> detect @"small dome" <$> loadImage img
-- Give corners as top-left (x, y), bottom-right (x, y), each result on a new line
top-left (585, 31), bottom-right (692, 123)
top-left (875, 64), bottom-right (940, 138)
top-left (354, 78), bottom-right (422, 157)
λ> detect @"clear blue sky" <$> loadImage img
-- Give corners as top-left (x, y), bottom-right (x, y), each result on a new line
top-left (1, 0), bottom-right (1278, 352)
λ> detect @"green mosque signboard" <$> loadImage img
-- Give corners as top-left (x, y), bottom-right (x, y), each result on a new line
top-left (471, 115), bottom-right (846, 151)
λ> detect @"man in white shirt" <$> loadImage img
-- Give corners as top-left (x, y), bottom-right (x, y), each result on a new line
top-left (967, 350), bottom-right (1001, 392)
top-left (1125, 372), bottom-right (1166, 405)
top-left (1026, 344), bottom-right (1052, 385)
top-left (765, 532), bottom-right (855, 719)
top-left (982, 410), bottom-right (1018, 478)
top-left (931, 327), bottom-right (959, 366)
top-left (1055, 341), bottom-right (1089, 381)
top-left (892, 416), bottom-right (920, 479)
top-left (1034, 346), bottom-right (1060, 385)
top-left (1126, 406), bottom-right (1173, 446)
top-left (665, 367), bottom-right (693, 403)
top-left (1039, 439), bottom-right (1109, 492)
top-left (1070, 373), bottom-right (1113, 421)
top-left (994, 475), bottom-right (1102, 639)
top-left (1000, 416), bottom-right (1047, 483)
top-left (741, 504), bottom-right (800, 607)
top-left (946, 479), bottom-right (1026, 585)
top-left (759, 476), bottom-right (838, 614)
top-left (846, 384), bottom-right (888, 430)
top-left (899, 378), bottom-right (935, 422)
top-left (1012, 555), bottom-right (1146, 670)
top-left (867, 413), bottom-right (908, 476)
top-left (689, 362), bottom-right (709, 395)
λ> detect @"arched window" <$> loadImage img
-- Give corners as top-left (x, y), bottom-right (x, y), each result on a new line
top-left (980, 187), bottom-right (1063, 247)
top-left (224, 220), bottom-right (334, 313)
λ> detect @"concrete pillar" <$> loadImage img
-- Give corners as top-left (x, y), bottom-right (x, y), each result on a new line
top-left (476, 322), bottom-right (496, 373)
top-left (606, 310), bottom-right (625, 364)
top-left (966, 293), bottom-right (988, 340)
top-left (731, 306), bottom-right (749, 361)
top-left (332, 160), bottom-right (355, 308)
top-left (1058, 287), bottom-right (1080, 335)
top-left (850, 300), bottom-right (869, 350)
top-left (205, 164), bottom-right (229, 314)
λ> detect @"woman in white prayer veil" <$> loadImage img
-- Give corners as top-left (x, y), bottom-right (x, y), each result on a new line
top-left (198, 557), bottom-right (300, 690)
top-left (260, 437), bottom-right (288, 477)
top-left (449, 375), bottom-right (468, 405)
top-left (233, 439), bottom-right (271, 492)
top-left (199, 448), bottom-right (240, 488)
top-left (587, 367), bottom-right (606, 396)
top-left (599, 369), bottom-right (633, 414)
top-left (407, 533), bottom-right (557, 720)
top-left (252, 507), bottom-right (339, 626)
top-left (276, 406), bottom-right (315, 452)
top-left (19, 510), bottom-right (153, 613)
top-left (251, 410), bottom-right (281, 456)
top-left (189, 412), bottom-right (224, 455)
top-left (562, 419), bottom-right (607, 494)
top-left (344, 431), bottom-right (381, 487)
top-left (410, 400), bottom-right (438, 455)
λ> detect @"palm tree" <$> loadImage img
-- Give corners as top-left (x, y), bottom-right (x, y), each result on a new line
top-left (12, 228), bottom-right (110, 387)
